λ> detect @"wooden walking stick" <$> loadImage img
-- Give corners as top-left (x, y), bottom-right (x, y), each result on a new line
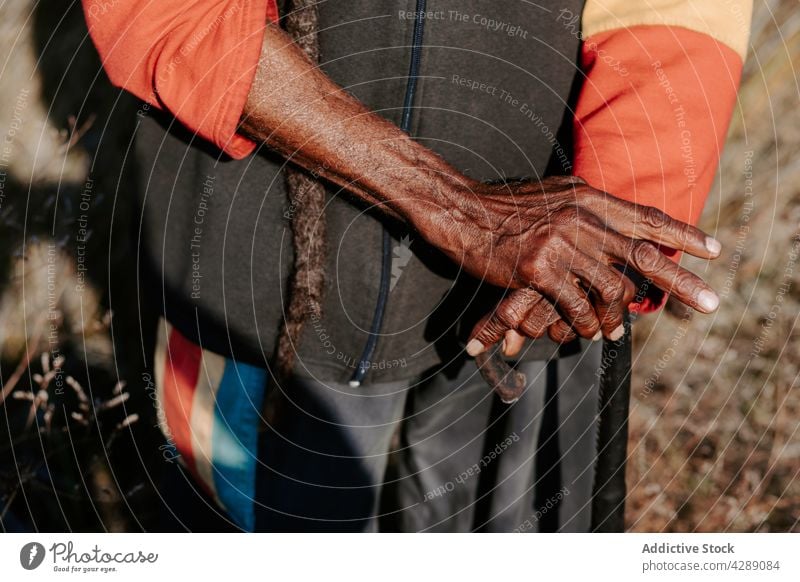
top-left (476, 313), bottom-right (634, 532)
top-left (591, 312), bottom-right (632, 532)
top-left (475, 347), bottom-right (527, 404)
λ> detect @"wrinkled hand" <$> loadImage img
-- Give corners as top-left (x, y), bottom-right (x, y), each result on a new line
top-left (412, 175), bottom-right (721, 353)
top-left (468, 288), bottom-right (580, 357)
top-left (467, 278), bottom-right (636, 357)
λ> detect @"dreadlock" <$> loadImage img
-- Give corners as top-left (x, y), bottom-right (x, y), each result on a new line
top-left (273, 0), bottom-right (327, 381)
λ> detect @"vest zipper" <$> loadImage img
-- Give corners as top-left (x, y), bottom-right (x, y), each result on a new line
top-left (349, 0), bottom-right (427, 387)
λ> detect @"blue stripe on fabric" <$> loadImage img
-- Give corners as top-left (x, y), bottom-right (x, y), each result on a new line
top-left (211, 359), bottom-right (268, 531)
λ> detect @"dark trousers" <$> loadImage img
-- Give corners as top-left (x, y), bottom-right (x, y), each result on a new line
top-left (162, 343), bottom-right (602, 532)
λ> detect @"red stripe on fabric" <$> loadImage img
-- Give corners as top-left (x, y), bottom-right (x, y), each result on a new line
top-left (162, 327), bottom-right (202, 475)
top-left (267, 0), bottom-right (279, 23)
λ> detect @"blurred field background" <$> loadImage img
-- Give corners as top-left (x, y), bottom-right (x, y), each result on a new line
top-left (628, 1), bottom-right (800, 531)
top-left (0, 0), bottom-right (162, 531)
top-left (0, 0), bottom-right (797, 532)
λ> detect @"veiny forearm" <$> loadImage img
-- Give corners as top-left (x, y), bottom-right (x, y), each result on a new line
top-left (240, 24), bottom-right (469, 224)
top-left (239, 23), bottom-right (721, 344)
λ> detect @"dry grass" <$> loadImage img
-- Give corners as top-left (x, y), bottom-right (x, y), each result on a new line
top-left (628, 0), bottom-right (800, 532)
top-left (0, 0), bottom-right (157, 532)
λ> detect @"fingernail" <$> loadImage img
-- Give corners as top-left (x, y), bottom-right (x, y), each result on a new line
top-left (592, 330), bottom-right (602, 341)
top-left (500, 339), bottom-right (507, 355)
top-left (466, 339), bottom-right (486, 357)
top-left (609, 324), bottom-right (625, 341)
top-left (697, 289), bottom-right (719, 312)
top-left (705, 237), bottom-right (722, 256)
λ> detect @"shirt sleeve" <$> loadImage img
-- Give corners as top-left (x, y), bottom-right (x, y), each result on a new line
top-left (82, 0), bottom-right (279, 159)
top-left (574, 0), bottom-right (752, 311)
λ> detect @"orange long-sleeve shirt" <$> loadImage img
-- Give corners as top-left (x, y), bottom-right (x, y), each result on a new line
top-left (82, 0), bottom-right (278, 158)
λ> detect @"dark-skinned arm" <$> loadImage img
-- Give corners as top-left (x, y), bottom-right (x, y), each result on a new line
top-left (239, 24), bottom-right (721, 348)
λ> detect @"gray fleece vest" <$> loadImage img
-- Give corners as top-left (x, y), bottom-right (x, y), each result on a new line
top-left (135, 0), bottom-right (586, 383)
